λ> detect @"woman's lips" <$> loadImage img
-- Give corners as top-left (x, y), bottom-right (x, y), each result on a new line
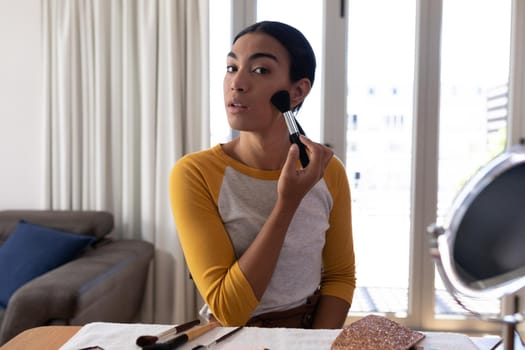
top-left (227, 101), bottom-right (248, 113)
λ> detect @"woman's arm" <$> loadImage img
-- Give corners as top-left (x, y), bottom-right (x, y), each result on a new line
top-left (314, 157), bottom-right (356, 328)
top-left (312, 295), bottom-right (350, 328)
top-left (170, 152), bottom-right (259, 325)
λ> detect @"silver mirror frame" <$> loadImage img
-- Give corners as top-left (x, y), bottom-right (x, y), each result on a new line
top-left (429, 145), bottom-right (525, 302)
top-left (428, 145), bottom-right (525, 350)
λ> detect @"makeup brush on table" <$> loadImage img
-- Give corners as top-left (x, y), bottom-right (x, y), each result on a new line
top-left (192, 326), bottom-right (243, 349)
top-left (271, 90), bottom-right (310, 168)
top-left (142, 321), bottom-right (220, 350)
top-left (136, 319), bottom-right (200, 347)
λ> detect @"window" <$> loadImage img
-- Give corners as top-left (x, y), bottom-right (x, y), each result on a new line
top-left (434, 0), bottom-right (511, 320)
top-left (345, 0), bottom-right (416, 318)
top-left (209, 0), bottom-right (523, 334)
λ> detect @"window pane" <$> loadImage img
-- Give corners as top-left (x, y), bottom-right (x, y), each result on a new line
top-left (209, 1), bottom-right (232, 145)
top-left (346, 0), bottom-right (416, 317)
top-left (257, 0), bottom-right (323, 142)
top-left (435, 0), bottom-right (512, 318)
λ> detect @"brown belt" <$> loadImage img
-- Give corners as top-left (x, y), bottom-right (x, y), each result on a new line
top-left (245, 290), bottom-right (321, 329)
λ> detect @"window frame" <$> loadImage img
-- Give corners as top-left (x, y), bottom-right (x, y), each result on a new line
top-left (227, 0), bottom-right (525, 334)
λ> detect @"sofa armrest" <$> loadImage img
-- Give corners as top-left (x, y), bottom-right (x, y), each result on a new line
top-left (0, 239), bottom-right (154, 344)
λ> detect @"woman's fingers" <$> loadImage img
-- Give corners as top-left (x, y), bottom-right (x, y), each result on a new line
top-left (278, 137), bottom-right (334, 203)
top-left (299, 135), bottom-right (334, 175)
top-left (282, 143), bottom-right (300, 175)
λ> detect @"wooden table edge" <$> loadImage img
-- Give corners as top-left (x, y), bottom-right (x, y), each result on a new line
top-left (0, 325), bottom-right (82, 350)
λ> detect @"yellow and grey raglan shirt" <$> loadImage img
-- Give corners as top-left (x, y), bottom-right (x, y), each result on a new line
top-left (169, 144), bottom-right (356, 326)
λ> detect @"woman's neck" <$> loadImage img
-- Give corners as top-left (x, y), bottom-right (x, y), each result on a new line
top-left (223, 130), bottom-right (291, 170)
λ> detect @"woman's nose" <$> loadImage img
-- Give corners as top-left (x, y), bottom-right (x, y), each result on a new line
top-left (229, 70), bottom-right (247, 92)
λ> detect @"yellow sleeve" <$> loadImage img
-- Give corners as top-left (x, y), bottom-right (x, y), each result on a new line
top-left (169, 151), bottom-right (259, 325)
top-left (320, 157), bottom-right (356, 305)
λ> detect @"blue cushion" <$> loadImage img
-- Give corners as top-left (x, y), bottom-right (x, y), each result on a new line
top-left (0, 220), bottom-right (95, 307)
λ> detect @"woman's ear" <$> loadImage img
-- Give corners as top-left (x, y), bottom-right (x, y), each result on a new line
top-left (290, 78), bottom-right (312, 110)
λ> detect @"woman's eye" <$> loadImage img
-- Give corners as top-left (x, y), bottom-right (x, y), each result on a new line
top-left (253, 67), bottom-right (269, 74)
top-left (226, 65), bottom-right (237, 73)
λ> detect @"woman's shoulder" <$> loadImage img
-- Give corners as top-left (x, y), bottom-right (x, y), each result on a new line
top-left (323, 155), bottom-right (350, 189)
top-left (326, 154), bottom-right (347, 175)
top-left (175, 144), bottom-right (224, 167)
top-left (170, 145), bottom-right (227, 181)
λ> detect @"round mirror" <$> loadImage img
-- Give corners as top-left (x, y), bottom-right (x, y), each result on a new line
top-left (429, 145), bottom-right (525, 300)
top-left (428, 145), bottom-right (525, 349)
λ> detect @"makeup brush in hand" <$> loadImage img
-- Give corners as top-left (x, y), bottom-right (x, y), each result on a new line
top-left (271, 90), bottom-right (309, 168)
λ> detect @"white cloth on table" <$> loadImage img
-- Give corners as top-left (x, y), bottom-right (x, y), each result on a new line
top-left (59, 322), bottom-right (501, 350)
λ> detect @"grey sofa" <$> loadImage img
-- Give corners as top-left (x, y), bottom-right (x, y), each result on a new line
top-left (0, 210), bottom-right (154, 345)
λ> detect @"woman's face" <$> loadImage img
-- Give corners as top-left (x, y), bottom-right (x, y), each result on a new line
top-left (223, 33), bottom-right (293, 133)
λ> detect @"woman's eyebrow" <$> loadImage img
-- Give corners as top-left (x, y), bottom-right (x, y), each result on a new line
top-left (249, 52), bottom-right (278, 62)
top-left (227, 51), bottom-right (279, 62)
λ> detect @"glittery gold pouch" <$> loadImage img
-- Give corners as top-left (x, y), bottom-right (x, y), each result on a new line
top-left (331, 314), bottom-right (425, 350)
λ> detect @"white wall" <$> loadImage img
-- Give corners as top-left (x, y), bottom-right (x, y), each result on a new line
top-left (0, 0), bottom-right (44, 209)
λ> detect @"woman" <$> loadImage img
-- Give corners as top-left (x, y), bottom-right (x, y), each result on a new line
top-left (169, 21), bottom-right (355, 329)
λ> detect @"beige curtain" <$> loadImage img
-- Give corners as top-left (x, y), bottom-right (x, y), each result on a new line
top-left (42, 0), bottom-right (209, 323)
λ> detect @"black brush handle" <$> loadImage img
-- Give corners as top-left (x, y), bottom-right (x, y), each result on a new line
top-left (142, 334), bottom-right (188, 350)
top-left (290, 133), bottom-right (309, 168)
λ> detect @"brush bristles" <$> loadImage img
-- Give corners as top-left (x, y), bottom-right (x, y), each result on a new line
top-left (271, 90), bottom-right (291, 113)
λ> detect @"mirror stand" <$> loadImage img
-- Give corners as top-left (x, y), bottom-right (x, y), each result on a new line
top-left (499, 296), bottom-right (525, 350)
top-left (429, 223), bottom-right (525, 350)
top-left (501, 326), bottom-right (524, 350)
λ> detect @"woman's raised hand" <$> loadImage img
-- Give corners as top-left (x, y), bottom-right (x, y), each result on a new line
top-left (278, 136), bottom-right (333, 206)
